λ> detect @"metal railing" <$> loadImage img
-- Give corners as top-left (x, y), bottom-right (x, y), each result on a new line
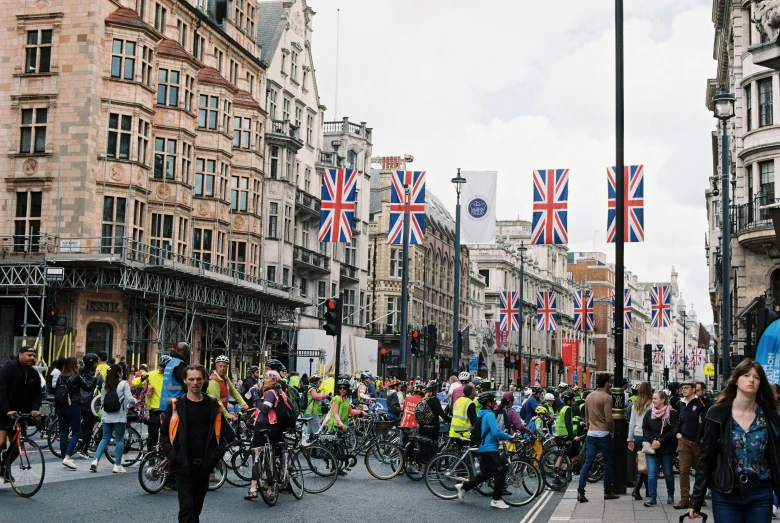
top-left (292, 245), bottom-right (329, 271)
top-left (319, 151), bottom-right (336, 166)
top-left (731, 194), bottom-right (779, 235)
top-left (340, 263), bottom-right (358, 281)
top-left (295, 188), bottom-right (321, 213)
top-left (269, 119), bottom-right (302, 142)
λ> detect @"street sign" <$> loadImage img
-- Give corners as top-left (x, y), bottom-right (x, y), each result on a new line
top-left (468, 356), bottom-right (478, 372)
top-left (704, 364), bottom-right (714, 376)
top-left (573, 373), bottom-right (579, 384)
top-left (45, 267), bottom-right (64, 282)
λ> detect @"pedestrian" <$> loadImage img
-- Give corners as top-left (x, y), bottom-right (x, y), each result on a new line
top-left (577, 373), bottom-right (620, 503)
top-left (159, 342), bottom-right (190, 412)
top-left (669, 382), bottom-right (681, 412)
top-left (75, 353), bottom-right (103, 460)
top-left (118, 356), bottom-right (128, 380)
top-left (52, 356), bottom-right (92, 470)
top-left (642, 390), bottom-right (679, 507)
top-left (133, 356), bottom-right (168, 451)
top-left (96, 351), bottom-right (110, 380)
top-left (302, 374), bottom-right (326, 438)
top-left (161, 364), bottom-right (234, 523)
top-left (91, 364), bottom-right (136, 473)
top-left (675, 380), bottom-right (707, 509)
top-left (689, 359), bottom-right (780, 522)
top-left (628, 381), bottom-right (652, 500)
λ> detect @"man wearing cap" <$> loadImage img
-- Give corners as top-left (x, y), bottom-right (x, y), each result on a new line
top-left (133, 357), bottom-right (168, 451)
top-left (0, 346), bottom-right (42, 463)
top-left (674, 380), bottom-right (706, 509)
top-left (96, 351), bottom-right (110, 380)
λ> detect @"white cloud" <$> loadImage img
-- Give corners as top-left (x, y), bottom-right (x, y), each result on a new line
top-left (307, 0), bottom-right (715, 323)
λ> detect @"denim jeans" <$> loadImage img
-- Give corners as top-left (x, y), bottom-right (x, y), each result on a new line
top-left (94, 422), bottom-right (126, 465)
top-left (56, 403), bottom-right (82, 458)
top-left (577, 434), bottom-right (613, 494)
top-left (645, 452), bottom-right (674, 502)
top-left (711, 479), bottom-right (773, 523)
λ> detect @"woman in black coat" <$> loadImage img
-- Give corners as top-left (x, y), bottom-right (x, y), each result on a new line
top-left (641, 390), bottom-right (680, 507)
top-left (689, 359), bottom-right (780, 522)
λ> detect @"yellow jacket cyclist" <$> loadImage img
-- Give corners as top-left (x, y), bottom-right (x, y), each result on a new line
top-left (206, 355), bottom-right (247, 419)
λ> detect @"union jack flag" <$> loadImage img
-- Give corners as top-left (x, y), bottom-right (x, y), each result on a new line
top-left (690, 347), bottom-right (704, 368)
top-left (318, 168), bottom-right (357, 242)
top-left (536, 291), bottom-right (557, 331)
top-left (573, 290), bottom-right (594, 332)
top-left (670, 344), bottom-right (683, 367)
top-left (388, 170), bottom-right (426, 245)
top-left (531, 169), bottom-right (569, 245)
top-left (607, 165), bottom-right (645, 243)
top-left (499, 291), bottom-right (520, 332)
top-left (612, 288), bottom-right (632, 329)
top-left (653, 345), bottom-right (665, 364)
top-left (650, 285), bottom-right (671, 328)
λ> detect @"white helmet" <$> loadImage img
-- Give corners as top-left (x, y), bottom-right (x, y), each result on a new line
top-left (458, 371), bottom-right (471, 382)
top-left (558, 382), bottom-right (567, 388)
top-left (544, 393), bottom-right (555, 401)
top-left (215, 355), bottom-right (230, 364)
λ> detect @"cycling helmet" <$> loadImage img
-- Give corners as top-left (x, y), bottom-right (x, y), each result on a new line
top-left (544, 393), bottom-right (555, 401)
top-left (631, 383), bottom-right (639, 393)
top-left (413, 384), bottom-right (426, 394)
top-left (386, 379), bottom-right (400, 388)
top-left (83, 353), bottom-right (98, 367)
top-left (561, 391), bottom-right (575, 402)
top-left (458, 371), bottom-right (471, 382)
top-left (265, 359), bottom-right (284, 371)
top-left (215, 355), bottom-right (230, 364)
top-left (472, 377), bottom-right (483, 386)
top-left (558, 382), bottom-right (568, 388)
top-left (546, 386), bottom-right (555, 394)
top-left (310, 373), bottom-right (321, 381)
top-left (360, 371), bottom-right (371, 380)
top-left (159, 355), bottom-right (172, 367)
top-left (535, 405), bottom-right (548, 414)
top-left (531, 386), bottom-right (543, 394)
top-left (502, 392), bottom-right (514, 402)
top-left (572, 385), bottom-right (580, 392)
top-left (425, 380), bottom-right (439, 391)
top-left (247, 365), bottom-right (259, 374)
top-left (477, 392), bottom-right (496, 407)
top-left (336, 379), bottom-right (351, 388)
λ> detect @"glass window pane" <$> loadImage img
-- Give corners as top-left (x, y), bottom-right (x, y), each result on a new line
top-left (166, 156), bottom-right (175, 179)
top-left (125, 41), bottom-right (136, 55)
top-left (109, 113), bottom-right (119, 129)
top-left (30, 192), bottom-right (42, 217)
top-left (36, 108), bottom-right (47, 122)
top-left (111, 56), bottom-right (121, 78)
top-left (206, 159), bottom-right (215, 172)
top-left (198, 109), bottom-right (206, 127)
top-left (41, 30), bottom-right (52, 45)
top-left (210, 96), bottom-right (218, 108)
top-left (233, 130), bottom-right (240, 147)
top-left (103, 196), bottom-right (114, 221)
top-left (231, 191), bottom-right (237, 210)
top-left (39, 47), bottom-right (50, 73)
top-left (158, 69), bottom-right (167, 82)
top-left (203, 230), bottom-right (212, 248)
top-left (155, 137), bottom-right (164, 151)
top-left (112, 39), bottom-right (122, 54)
top-left (208, 111), bottom-right (217, 129)
top-left (15, 193), bottom-right (27, 218)
top-left (124, 58), bottom-right (135, 80)
top-left (206, 175), bottom-right (214, 196)
top-left (240, 192), bottom-right (247, 211)
top-left (199, 94), bottom-right (208, 107)
top-left (193, 228), bottom-right (201, 248)
top-left (167, 139), bottom-right (176, 153)
top-left (195, 173), bottom-right (203, 195)
top-left (25, 48), bottom-right (37, 73)
top-left (119, 134), bottom-right (130, 159)
top-left (20, 128), bottom-right (31, 153)
top-left (157, 85), bottom-right (166, 105)
top-left (169, 86), bottom-right (178, 106)
top-left (121, 115), bottom-right (132, 130)
top-left (170, 71), bottom-right (179, 84)
top-left (242, 132), bottom-right (249, 148)
top-left (34, 127), bottom-right (46, 152)
top-left (27, 31), bottom-right (38, 45)
top-left (116, 198), bottom-right (126, 222)
top-left (21, 109), bottom-right (33, 125)
top-left (163, 215), bottom-right (173, 238)
top-left (107, 131), bottom-right (117, 158)
top-left (154, 153), bottom-right (164, 178)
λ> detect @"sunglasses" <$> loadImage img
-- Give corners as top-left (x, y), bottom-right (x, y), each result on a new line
top-left (338, 386), bottom-right (349, 390)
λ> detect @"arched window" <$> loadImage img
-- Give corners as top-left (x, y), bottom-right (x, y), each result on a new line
top-left (346, 150), bottom-right (358, 169)
top-left (86, 322), bottom-right (113, 357)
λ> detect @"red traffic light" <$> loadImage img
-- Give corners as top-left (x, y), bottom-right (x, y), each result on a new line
top-left (325, 300), bottom-right (337, 310)
top-left (504, 353), bottom-right (509, 359)
top-left (380, 348), bottom-right (387, 355)
top-left (515, 355), bottom-right (520, 361)
top-left (411, 331), bottom-right (419, 339)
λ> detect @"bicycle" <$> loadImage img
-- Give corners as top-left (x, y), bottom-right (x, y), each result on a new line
top-left (137, 433), bottom-right (227, 493)
top-left (1, 414), bottom-right (45, 497)
top-left (318, 420), bottom-right (404, 480)
top-left (48, 415), bottom-right (144, 466)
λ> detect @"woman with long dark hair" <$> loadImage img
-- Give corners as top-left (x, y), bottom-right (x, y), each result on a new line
top-left (642, 389), bottom-right (679, 507)
top-left (90, 364), bottom-right (135, 473)
top-left (628, 381), bottom-right (652, 500)
top-left (54, 357), bottom-right (92, 470)
top-left (689, 359), bottom-right (780, 521)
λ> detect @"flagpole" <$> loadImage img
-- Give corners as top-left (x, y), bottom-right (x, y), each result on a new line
top-left (518, 242), bottom-right (526, 387)
top-left (399, 183), bottom-right (411, 380)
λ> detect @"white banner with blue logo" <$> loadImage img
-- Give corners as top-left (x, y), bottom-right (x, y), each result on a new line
top-left (756, 320), bottom-right (780, 384)
top-left (460, 171), bottom-right (497, 244)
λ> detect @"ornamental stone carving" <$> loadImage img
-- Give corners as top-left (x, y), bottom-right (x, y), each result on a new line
top-left (756, 0), bottom-right (780, 41)
top-left (234, 215), bottom-right (246, 229)
top-left (156, 184), bottom-right (172, 200)
top-left (23, 159), bottom-right (38, 176)
top-left (110, 164), bottom-right (124, 181)
top-left (197, 202), bottom-right (209, 216)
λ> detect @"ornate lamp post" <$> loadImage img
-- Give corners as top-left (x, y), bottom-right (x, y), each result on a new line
top-left (451, 169), bottom-right (466, 371)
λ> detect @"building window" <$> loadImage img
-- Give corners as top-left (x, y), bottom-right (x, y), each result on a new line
top-left (282, 267), bottom-right (289, 286)
top-left (195, 158), bottom-right (216, 196)
top-left (347, 150), bottom-right (357, 170)
top-left (268, 202), bottom-right (278, 238)
top-left (136, 0), bottom-right (146, 19)
top-left (25, 29), bottom-right (52, 74)
top-left (157, 69), bottom-right (179, 106)
top-left (193, 228), bottom-right (212, 269)
top-left (280, 53), bottom-right (286, 74)
top-left (267, 265), bottom-right (276, 282)
top-left (302, 69), bottom-right (308, 90)
top-left (137, 119), bottom-right (149, 165)
top-left (111, 39), bottom-right (135, 80)
top-left (141, 45), bottom-right (153, 87)
top-left (284, 205), bottom-right (292, 242)
top-left (193, 31), bottom-right (204, 61)
top-left (101, 196), bottom-right (126, 254)
top-left (107, 113), bottom-right (132, 160)
top-left (291, 51), bottom-right (298, 81)
top-left (154, 3), bottom-right (167, 33)
top-left (300, 277), bottom-right (308, 297)
top-left (268, 89), bottom-right (277, 119)
top-left (132, 200), bottom-right (145, 251)
top-left (183, 74), bottom-right (194, 112)
top-left (176, 19), bottom-right (188, 49)
top-left (154, 137), bottom-right (177, 179)
top-left (294, 106), bottom-right (302, 128)
top-left (150, 213), bottom-right (173, 263)
top-left (390, 248), bottom-right (402, 278)
top-left (214, 47), bottom-right (223, 74)
top-left (285, 149), bottom-right (293, 179)
top-left (359, 291), bottom-right (365, 326)
top-left (269, 146), bottom-right (279, 179)
top-left (222, 99), bottom-right (231, 133)
top-left (759, 78), bottom-right (773, 127)
top-left (304, 167), bottom-right (311, 193)
top-left (198, 95), bottom-right (219, 129)
top-left (306, 114), bottom-right (313, 145)
top-left (317, 281), bottom-right (327, 317)
top-left (344, 289), bottom-right (355, 324)
top-left (231, 176), bottom-right (248, 211)
top-left (387, 297), bottom-right (400, 330)
top-left (247, 72), bottom-right (255, 96)
top-left (233, 116), bottom-right (251, 148)
top-left (176, 217), bottom-right (188, 259)
top-left (14, 191), bottom-right (42, 253)
top-left (282, 98), bottom-right (290, 121)
top-left (746, 84), bottom-right (753, 132)
top-left (761, 161), bottom-right (775, 206)
top-left (229, 59), bottom-right (238, 85)
top-left (229, 241), bottom-right (246, 277)
top-left (345, 241), bottom-right (356, 266)
top-left (20, 108), bottom-right (47, 154)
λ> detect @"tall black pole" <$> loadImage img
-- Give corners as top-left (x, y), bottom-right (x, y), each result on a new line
top-left (721, 118), bottom-right (731, 385)
top-left (518, 244), bottom-right (525, 387)
top-left (612, 0), bottom-right (628, 495)
top-left (334, 290), bottom-right (344, 378)
top-left (453, 178), bottom-right (462, 372)
top-left (399, 184), bottom-right (411, 380)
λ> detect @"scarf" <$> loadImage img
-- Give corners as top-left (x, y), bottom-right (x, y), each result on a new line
top-left (652, 404), bottom-right (671, 428)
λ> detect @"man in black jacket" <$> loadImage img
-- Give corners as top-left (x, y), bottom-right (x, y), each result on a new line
top-left (162, 364), bottom-right (235, 523)
top-left (675, 381), bottom-right (707, 509)
top-left (0, 346), bottom-right (42, 457)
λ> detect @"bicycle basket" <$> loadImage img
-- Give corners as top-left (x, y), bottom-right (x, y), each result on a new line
top-left (374, 421), bottom-right (393, 435)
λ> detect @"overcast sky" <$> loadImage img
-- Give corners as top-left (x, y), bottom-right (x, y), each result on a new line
top-left (306, 0), bottom-right (716, 324)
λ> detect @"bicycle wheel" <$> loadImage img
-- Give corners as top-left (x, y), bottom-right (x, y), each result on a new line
top-left (541, 449), bottom-right (571, 491)
top-left (207, 459), bottom-right (227, 491)
top-left (404, 457), bottom-right (425, 481)
top-left (424, 452), bottom-right (472, 500)
top-left (9, 438), bottom-right (45, 498)
top-left (114, 426), bottom-right (144, 467)
top-left (91, 396), bottom-right (102, 417)
top-left (225, 443), bottom-right (250, 487)
top-left (138, 452), bottom-right (167, 494)
top-left (364, 440), bottom-right (403, 480)
top-left (344, 427), bottom-right (358, 454)
top-left (294, 445), bottom-right (338, 494)
top-left (587, 452), bottom-right (603, 483)
top-left (503, 458), bottom-right (542, 507)
top-left (288, 452), bottom-right (304, 500)
top-left (259, 446), bottom-right (278, 506)
top-left (47, 419), bottom-right (62, 458)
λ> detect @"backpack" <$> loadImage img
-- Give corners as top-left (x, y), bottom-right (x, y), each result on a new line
top-left (414, 398), bottom-right (435, 426)
top-left (103, 387), bottom-right (122, 413)
top-left (286, 385), bottom-right (301, 417)
top-left (496, 409), bottom-right (507, 432)
top-left (469, 414), bottom-right (488, 447)
top-left (268, 390), bottom-right (295, 431)
top-left (53, 376), bottom-right (71, 407)
top-left (45, 371), bottom-right (55, 394)
top-left (300, 386), bottom-right (311, 413)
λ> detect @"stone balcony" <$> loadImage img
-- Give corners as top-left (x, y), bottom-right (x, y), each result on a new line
top-left (295, 188), bottom-right (320, 220)
top-left (731, 194), bottom-right (780, 255)
top-left (292, 245), bottom-right (330, 274)
top-left (266, 119), bottom-right (304, 151)
top-left (339, 262), bottom-right (359, 282)
top-left (323, 117), bottom-right (373, 143)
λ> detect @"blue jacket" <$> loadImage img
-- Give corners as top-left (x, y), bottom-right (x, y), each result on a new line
top-left (476, 408), bottom-right (513, 452)
top-left (521, 395), bottom-right (539, 425)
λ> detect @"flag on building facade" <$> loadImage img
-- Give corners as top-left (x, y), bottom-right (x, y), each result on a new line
top-left (690, 347), bottom-right (704, 368)
top-left (650, 285), bottom-right (671, 328)
top-left (318, 168), bottom-right (357, 242)
top-left (670, 344), bottom-right (683, 367)
top-left (573, 290), bottom-right (594, 332)
top-left (612, 288), bottom-right (632, 329)
top-left (607, 165), bottom-right (645, 243)
top-left (459, 171), bottom-right (497, 244)
top-left (499, 290), bottom-right (520, 332)
top-left (536, 291), bottom-right (557, 331)
top-left (531, 168), bottom-right (569, 245)
top-left (653, 345), bottom-right (665, 364)
top-left (388, 170), bottom-right (426, 245)
top-left (495, 321), bottom-right (508, 349)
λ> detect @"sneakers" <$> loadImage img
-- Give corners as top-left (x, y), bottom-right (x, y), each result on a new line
top-left (244, 489), bottom-right (258, 501)
top-left (112, 465), bottom-right (127, 474)
top-left (644, 499), bottom-right (657, 507)
top-left (62, 458), bottom-right (77, 470)
top-left (76, 451), bottom-right (91, 460)
top-left (455, 483), bottom-right (465, 502)
top-left (90, 460), bottom-right (98, 472)
top-left (490, 499), bottom-right (510, 509)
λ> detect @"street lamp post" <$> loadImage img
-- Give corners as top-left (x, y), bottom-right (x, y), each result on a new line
top-left (451, 169), bottom-right (466, 372)
top-left (711, 85), bottom-right (736, 385)
top-left (518, 242), bottom-right (527, 387)
top-left (681, 305), bottom-right (688, 379)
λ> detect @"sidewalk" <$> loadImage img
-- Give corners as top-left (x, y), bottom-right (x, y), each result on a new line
top-left (549, 474), bottom-right (708, 523)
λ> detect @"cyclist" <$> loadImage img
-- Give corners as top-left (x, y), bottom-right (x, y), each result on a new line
top-left (400, 383), bottom-right (425, 430)
top-left (530, 405), bottom-right (550, 435)
top-left (240, 366), bottom-right (260, 397)
top-left (159, 342), bottom-right (190, 412)
top-left (423, 380), bottom-right (451, 439)
top-left (543, 392), bottom-right (556, 417)
top-left (75, 352), bottom-right (103, 460)
top-left (521, 386), bottom-right (543, 425)
top-left (302, 374), bottom-right (327, 438)
top-left (133, 355), bottom-right (168, 451)
top-left (385, 379), bottom-right (402, 421)
top-left (455, 392), bottom-right (515, 509)
top-left (448, 371), bottom-right (472, 404)
top-left (207, 355), bottom-right (248, 422)
top-left (357, 372), bottom-right (375, 408)
top-left (496, 392), bottom-right (534, 437)
top-left (0, 346), bottom-right (42, 476)
top-left (328, 378), bottom-right (367, 432)
top-left (449, 384), bottom-right (477, 443)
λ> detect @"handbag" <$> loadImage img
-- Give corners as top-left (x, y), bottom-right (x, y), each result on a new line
top-left (636, 450), bottom-right (648, 474)
top-left (642, 441), bottom-right (656, 454)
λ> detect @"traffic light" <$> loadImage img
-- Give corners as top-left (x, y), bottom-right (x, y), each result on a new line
top-left (380, 347), bottom-right (386, 364)
top-left (643, 344), bottom-right (652, 372)
top-left (46, 303), bottom-right (57, 326)
top-left (663, 367), bottom-right (670, 382)
top-left (411, 330), bottom-right (420, 354)
top-left (426, 324), bottom-right (437, 356)
top-left (504, 352), bottom-right (513, 369)
top-left (322, 298), bottom-right (342, 337)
